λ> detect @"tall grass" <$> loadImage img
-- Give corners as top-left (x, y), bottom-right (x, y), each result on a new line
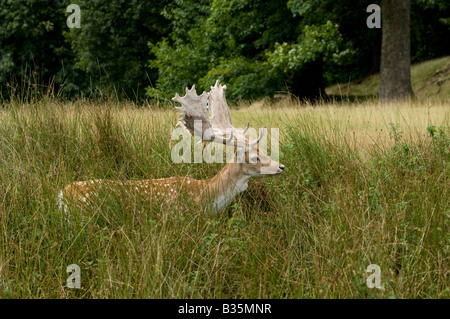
top-left (0, 98), bottom-right (448, 298)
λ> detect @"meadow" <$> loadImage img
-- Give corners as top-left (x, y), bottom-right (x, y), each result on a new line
top-left (0, 97), bottom-right (448, 298)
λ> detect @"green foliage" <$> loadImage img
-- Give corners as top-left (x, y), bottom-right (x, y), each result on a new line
top-left (64, 0), bottom-right (171, 99)
top-left (1, 0), bottom-right (450, 101)
top-left (267, 21), bottom-right (343, 73)
top-left (147, 35), bottom-right (210, 101)
top-left (199, 57), bottom-right (273, 100)
top-left (146, 0), bottom-right (211, 100)
top-left (148, 0), bottom-right (381, 100)
top-left (411, 0), bottom-right (450, 63)
top-left (0, 0), bottom-right (72, 96)
top-left (149, 0), bottom-right (302, 100)
top-left (427, 125), bottom-right (450, 157)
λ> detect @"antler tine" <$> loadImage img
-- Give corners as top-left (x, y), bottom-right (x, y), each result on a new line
top-left (247, 127), bottom-right (265, 149)
top-left (187, 84), bottom-right (196, 93)
top-left (222, 127), bottom-right (264, 150)
top-left (212, 130), bottom-right (234, 145)
top-left (240, 122), bottom-right (250, 135)
top-left (208, 80), bottom-right (233, 130)
top-left (211, 79), bottom-right (225, 90)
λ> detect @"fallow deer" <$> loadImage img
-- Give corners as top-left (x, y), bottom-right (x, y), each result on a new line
top-left (58, 80), bottom-right (285, 215)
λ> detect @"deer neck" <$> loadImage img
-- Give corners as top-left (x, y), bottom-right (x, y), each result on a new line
top-left (205, 159), bottom-right (250, 214)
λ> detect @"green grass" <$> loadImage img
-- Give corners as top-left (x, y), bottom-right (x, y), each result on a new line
top-left (326, 56), bottom-right (450, 100)
top-left (0, 97), bottom-right (449, 298)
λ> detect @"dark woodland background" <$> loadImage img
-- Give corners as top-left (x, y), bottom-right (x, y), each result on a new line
top-left (0, 0), bottom-right (449, 101)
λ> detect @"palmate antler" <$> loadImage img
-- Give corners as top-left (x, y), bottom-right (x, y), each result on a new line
top-left (173, 80), bottom-right (263, 149)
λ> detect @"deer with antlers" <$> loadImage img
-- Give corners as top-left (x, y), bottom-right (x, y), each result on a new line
top-left (58, 80), bottom-right (285, 215)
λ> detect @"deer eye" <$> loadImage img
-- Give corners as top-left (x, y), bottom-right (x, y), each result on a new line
top-left (250, 154), bottom-right (258, 163)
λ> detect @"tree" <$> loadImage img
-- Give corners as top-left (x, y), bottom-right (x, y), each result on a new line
top-left (65, 0), bottom-right (171, 99)
top-left (266, 20), bottom-right (344, 100)
top-left (150, 0), bottom-right (347, 100)
top-left (0, 0), bottom-right (73, 97)
top-left (149, 0), bottom-right (381, 101)
top-left (411, 0), bottom-right (450, 63)
top-left (149, 0), bottom-right (300, 100)
top-left (2, 0), bottom-right (448, 101)
top-left (380, 0), bottom-right (415, 100)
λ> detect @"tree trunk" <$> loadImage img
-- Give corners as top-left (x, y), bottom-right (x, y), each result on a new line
top-left (380, 0), bottom-right (415, 100)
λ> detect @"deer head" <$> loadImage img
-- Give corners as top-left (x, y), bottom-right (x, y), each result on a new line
top-left (173, 80), bottom-right (285, 177)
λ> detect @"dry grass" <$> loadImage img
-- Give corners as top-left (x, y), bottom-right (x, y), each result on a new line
top-left (239, 97), bottom-right (449, 149)
top-left (0, 97), bottom-right (448, 298)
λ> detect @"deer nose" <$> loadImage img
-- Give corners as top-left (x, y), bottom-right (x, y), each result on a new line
top-left (279, 165), bottom-right (285, 171)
